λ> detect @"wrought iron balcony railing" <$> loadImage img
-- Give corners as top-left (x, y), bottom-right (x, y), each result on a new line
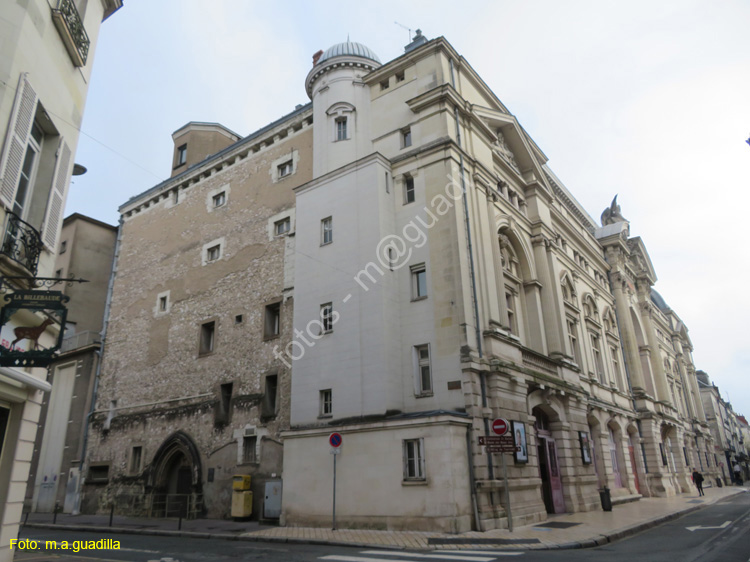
top-left (51, 0), bottom-right (90, 67)
top-left (1, 212), bottom-right (43, 275)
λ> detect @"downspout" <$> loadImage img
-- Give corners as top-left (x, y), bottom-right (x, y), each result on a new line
top-left (451, 58), bottom-right (489, 531)
top-left (72, 217), bottom-right (123, 514)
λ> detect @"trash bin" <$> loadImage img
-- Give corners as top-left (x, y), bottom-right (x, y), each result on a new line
top-left (232, 475), bottom-right (253, 519)
top-left (599, 486), bottom-right (612, 511)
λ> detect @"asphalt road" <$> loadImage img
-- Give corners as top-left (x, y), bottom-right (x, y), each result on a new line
top-left (14, 493), bottom-right (750, 562)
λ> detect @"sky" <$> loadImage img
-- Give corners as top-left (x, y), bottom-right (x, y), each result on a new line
top-left (68, 1), bottom-right (750, 417)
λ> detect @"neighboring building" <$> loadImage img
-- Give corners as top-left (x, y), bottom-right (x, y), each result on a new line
top-left (25, 214), bottom-right (117, 514)
top-left (85, 33), bottom-right (717, 532)
top-left (82, 115), bottom-right (313, 519)
top-left (0, 1), bottom-right (120, 559)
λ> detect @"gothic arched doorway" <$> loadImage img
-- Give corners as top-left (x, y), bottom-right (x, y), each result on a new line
top-left (147, 431), bottom-right (203, 518)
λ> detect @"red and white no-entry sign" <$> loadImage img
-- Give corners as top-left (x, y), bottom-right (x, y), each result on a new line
top-left (491, 418), bottom-right (509, 436)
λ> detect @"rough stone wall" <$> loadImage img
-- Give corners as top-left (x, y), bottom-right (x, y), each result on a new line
top-left (83, 121), bottom-right (312, 519)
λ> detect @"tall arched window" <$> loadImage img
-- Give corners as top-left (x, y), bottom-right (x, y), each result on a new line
top-left (499, 230), bottom-right (525, 341)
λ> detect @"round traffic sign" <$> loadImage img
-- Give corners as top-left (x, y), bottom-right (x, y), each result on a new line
top-left (491, 418), bottom-right (509, 436)
top-left (329, 432), bottom-right (343, 448)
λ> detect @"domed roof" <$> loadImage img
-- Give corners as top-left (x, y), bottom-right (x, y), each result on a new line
top-left (318, 41), bottom-right (381, 65)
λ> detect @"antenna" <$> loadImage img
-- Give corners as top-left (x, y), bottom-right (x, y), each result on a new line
top-left (394, 21), bottom-right (412, 42)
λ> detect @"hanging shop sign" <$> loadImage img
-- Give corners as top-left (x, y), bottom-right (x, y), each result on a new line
top-left (0, 290), bottom-right (68, 367)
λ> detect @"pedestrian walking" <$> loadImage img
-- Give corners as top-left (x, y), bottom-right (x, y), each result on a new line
top-left (733, 461), bottom-right (742, 485)
top-left (692, 468), bottom-right (705, 496)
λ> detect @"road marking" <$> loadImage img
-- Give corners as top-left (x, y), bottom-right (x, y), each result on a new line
top-left (435, 551), bottom-right (523, 556)
top-left (362, 551), bottom-right (497, 561)
top-left (686, 520), bottom-right (731, 532)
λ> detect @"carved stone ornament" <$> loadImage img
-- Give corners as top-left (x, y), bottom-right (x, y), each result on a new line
top-left (601, 195), bottom-right (628, 226)
top-left (493, 130), bottom-right (521, 173)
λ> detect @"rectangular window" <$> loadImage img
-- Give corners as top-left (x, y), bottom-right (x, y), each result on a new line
top-left (321, 217), bottom-right (333, 245)
top-left (320, 389), bottom-right (332, 416)
top-left (395, 71), bottom-right (405, 82)
top-left (159, 296), bottom-right (168, 312)
top-left (199, 321), bottom-right (215, 355)
top-left (206, 244), bottom-right (221, 262)
top-left (264, 302), bottom-right (281, 339)
top-left (262, 374), bottom-right (278, 417)
top-left (242, 436), bottom-right (257, 464)
top-left (402, 128), bottom-right (412, 148)
top-left (56, 268), bottom-right (63, 279)
top-left (403, 438), bottom-right (425, 480)
top-left (216, 382), bottom-right (232, 425)
top-left (176, 144), bottom-right (187, 166)
top-left (235, 314), bottom-right (243, 324)
top-left (212, 192), bottom-right (226, 207)
top-left (130, 447), bottom-right (142, 474)
top-left (506, 291), bottom-right (517, 335)
top-left (404, 176), bottom-right (415, 204)
top-left (610, 345), bottom-right (622, 387)
top-left (411, 264), bottom-right (427, 300)
top-left (590, 333), bottom-right (604, 381)
top-left (336, 117), bottom-right (347, 141)
top-left (59, 240), bottom-right (67, 253)
top-left (274, 217), bottom-right (290, 236)
top-left (278, 161), bottom-right (293, 177)
top-left (380, 79), bottom-right (390, 91)
top-left (415, 344), bottom-right (432, 395)
top-left (88, 465), bottom-right (109, 483)
top-left (567, 319), bottom-right (581, 365)
top-left (321, 303), bottom-right (334, 333)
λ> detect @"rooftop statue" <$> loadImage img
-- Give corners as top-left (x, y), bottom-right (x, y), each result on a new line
top-left (601, 195), bottom-right (627, 226)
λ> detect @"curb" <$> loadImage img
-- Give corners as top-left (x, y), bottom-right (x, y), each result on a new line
top-left (23, 490), bottom-right (747, 552)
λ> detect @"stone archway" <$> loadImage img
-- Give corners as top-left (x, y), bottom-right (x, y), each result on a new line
top-left (147, 431), bottom-right (203, 517)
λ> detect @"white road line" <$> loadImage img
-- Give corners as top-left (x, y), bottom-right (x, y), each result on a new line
top-left (435, 551), bottom-right (523, 556)
top-left (321, 557), bottom-right (425, 562)
top-left (361, 551), bottom-right (497, 562)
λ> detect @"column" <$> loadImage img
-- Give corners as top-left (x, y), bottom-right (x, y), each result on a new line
top-left (611, 272), bottom-right (646, 392)
top-left (531, 234), bottom-right (565, 358)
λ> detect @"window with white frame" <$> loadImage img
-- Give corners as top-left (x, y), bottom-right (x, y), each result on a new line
top-left (505, 291), bottom-right (517, 335)
top-left (274, 217), bottom-right (290, 236)
top-left (414, 344), bottom-right (432, 395)
top-left (206, 244), bottom-right (221, 262)
top-left (403, 176), bottom-right (415, 204)
top-left (321, 217), bottom-right (333, 245)
top-left (610, 345), bottom-right (622, 388)
top-left (590, 332), bottom-right (604, 382)
top-left (403, 438), bottom-right (425, 480)
top-left (567, 318), bottom-right (581, 365)
top-left (411, 264), bottom-right (427, 300)
top-left (212, 191), bottom-right (226, 208)
top-left (320, 389), bottom-right (332, 416)
top-left (321, 303), bottom-right (334, 333)
top-left (277, 160), bottom-right (293, 178)
top-left (335, 117), bottom-right (347, 141)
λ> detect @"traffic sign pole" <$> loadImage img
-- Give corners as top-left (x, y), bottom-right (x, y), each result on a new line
top-left (328, 433), bottom-right (342, 531)
top-left (332, 452), bottom-right (337, 530)
top-left (501, 452), bottom-right (513, 532)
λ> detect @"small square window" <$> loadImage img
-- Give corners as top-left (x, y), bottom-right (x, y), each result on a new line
top-left (321, 303), bottom-right (334, 333)
top-left (380, 79), bottom-right (390, 91)
top-left (159, 296), bottom-right (168, 312)
top-left (402, 128), bottom-right (412, 148)
top-left (274, 218), bottom-right (291, 236)
top-left (207, 244), bottom-right (221, 262)
top-left (199, 321), bottom-right (215, 355)
top-left (235, 314), bottom-right (244, 324)
top-left (411, 264), bottom-right (427, 300)
top-left (403, 438), bottom-right (425, 480)
top-left (395, 71), bottom-right (405, 82)
top-left (278, 161), bottom-right (293, 178)
top-left (321, 217), bottom-right (333, 245)
top-left (320, 389), bottom-right (332, 416)
top-left (404, 176), bottom-right (415, 204)
top-left (176, 144), bottom-right (187, 166)
top-left (243, 435), bottom-right (257, 464)
top-left (415, 344), bottom-right (432, 395)
top-left (59, 240), bottom-right (67, 254)
top-left (130, 446), bottom-right (142, 474)
top-left (88, 465), bottom-right (109, 483)
top-left (213, 192), bottom-right (226, 208)
top-left (264, 302), bottom-right (281, 339)
top-left (336, 117), bottom-right (347, 141)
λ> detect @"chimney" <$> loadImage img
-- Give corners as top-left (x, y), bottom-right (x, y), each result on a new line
top-left (404, 29), bottom-right (428, 53)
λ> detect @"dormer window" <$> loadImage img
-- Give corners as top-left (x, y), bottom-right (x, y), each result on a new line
top-left (176, 144), bottom-right (187, 166)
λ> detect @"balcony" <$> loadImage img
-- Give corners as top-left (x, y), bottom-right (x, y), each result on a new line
top-left (51, 0), bottom-right (90, 67)
top-left (1, 212), bottom-right (43, 275)
top-left (60, 330), bottom-right (100, 353)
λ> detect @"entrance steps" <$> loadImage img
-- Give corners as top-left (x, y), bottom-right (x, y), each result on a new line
top-left (611, 493), bottom-right (642, 506)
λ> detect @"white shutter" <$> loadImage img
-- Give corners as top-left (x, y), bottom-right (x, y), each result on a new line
top-left (0, 74), bottom-right (38, 210)
top-left (42, 139), bottom-right (71, 249)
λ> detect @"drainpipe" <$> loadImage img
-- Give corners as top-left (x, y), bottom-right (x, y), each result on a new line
top-left (451, 58), bottom-right (491, 530)
top-left (72, 217), bottom-right (123, 514)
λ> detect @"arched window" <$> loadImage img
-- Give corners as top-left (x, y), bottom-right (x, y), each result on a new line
top-left (498, 229), bottom-right (527, 342)
top-left (561, 274), bottom-right (575, 305)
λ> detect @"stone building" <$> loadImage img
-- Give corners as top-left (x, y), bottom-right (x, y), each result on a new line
top-left (282, 34), bottom-right (714, 531)
top-left (85, 33), bottom-right (717, 531)
top-left (0, 1), bottom-right (120, 558)
top-left (25, 214), bottom-right (117, 514)
top-left (83, 114), bottom-right (313, 519)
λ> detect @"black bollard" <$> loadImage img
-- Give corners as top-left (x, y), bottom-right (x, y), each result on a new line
top-left (53, 502), bottom-right (59, 524)
top-left (109, 504), bottom-right (114, 527)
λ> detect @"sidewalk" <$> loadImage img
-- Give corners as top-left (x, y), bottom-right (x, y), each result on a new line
top-left (22, 484), bottom-right (748, 551)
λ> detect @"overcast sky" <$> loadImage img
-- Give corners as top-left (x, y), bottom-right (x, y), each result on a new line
top-left (68, 1), bottom-right (750, 417)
